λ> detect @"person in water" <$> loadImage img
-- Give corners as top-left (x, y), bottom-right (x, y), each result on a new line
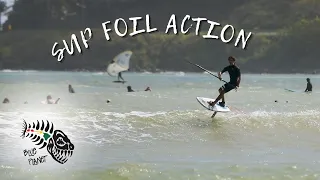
top-left (305, 78), bottom-right (312, 92)
top-left (68, 84), bottom-right (75, 93)
top-left (127, 86), bottom-right (134, 92)
top-left (208, 56), bottom-right (241, 107)
top-left (2, 98), bottom-right (9, 103)
top-left (145, 87), bottom-right (151, 91)
top-left (46, 95), bottom-right (60, 104)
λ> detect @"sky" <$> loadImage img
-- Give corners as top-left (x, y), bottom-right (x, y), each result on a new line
top-left (1, 0), bottom-right (15, 24)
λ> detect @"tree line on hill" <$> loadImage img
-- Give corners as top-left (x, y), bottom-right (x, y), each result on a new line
top-left (0, 0), bottom-right (319, 73)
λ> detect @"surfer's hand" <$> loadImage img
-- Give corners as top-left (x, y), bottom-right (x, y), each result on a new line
top-left (235, 86), bottom-right (239, 91)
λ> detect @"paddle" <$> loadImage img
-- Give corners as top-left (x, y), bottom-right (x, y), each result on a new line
top-left (185, 60), bottom-right (229, 83)
top-left (185, 60), bottom-right (239, 93)
top-left (186, 60), bottom-right (238, 85)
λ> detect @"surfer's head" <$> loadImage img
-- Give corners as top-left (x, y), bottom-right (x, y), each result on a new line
top-left (306, 78), bottom-right (310, 82)
top-left (47, 95), bottom-right (52, 100)
top-left (228, 56), bottom-right (236, 65)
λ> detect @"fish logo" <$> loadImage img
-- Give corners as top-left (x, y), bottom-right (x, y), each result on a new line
top-left (21, 120), bottom-right (74, 164)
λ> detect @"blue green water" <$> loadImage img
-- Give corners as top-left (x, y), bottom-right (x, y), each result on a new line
top-left (1, 71), bottom-right (320, 180)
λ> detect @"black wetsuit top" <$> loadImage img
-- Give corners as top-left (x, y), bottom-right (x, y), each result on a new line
top-left (221, 65), bottom-right (241, 85)
top-left (306, 82), bottom-right (312, 92)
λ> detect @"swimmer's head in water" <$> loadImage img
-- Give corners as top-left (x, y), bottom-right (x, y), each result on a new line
top-left (3, 98), bottom-right (9, 103)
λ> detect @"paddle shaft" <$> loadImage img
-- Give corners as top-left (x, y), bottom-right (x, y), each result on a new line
top-left (185, 60), bottom-right (229, 83)
top-left (185, 60), bottom-right (239, 91)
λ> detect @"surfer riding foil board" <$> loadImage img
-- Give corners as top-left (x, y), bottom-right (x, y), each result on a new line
top-left (186, 56), bottom-right (241, 118)
top-left (106, 51), bottom-right (132, 83)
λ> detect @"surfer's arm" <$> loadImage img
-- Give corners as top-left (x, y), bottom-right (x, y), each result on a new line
top-left (217, 72), bottom-right (222, 79)
top-left (237, 76), bottom-right (241, 87)
top-left (236, 69), bottom-right (241, 87)
top-left (54, 98), bottom-right (60, 104)
top-left (220, 67), bottom-right (228, 74)
top-left (218, 67), bottom-right (227, 79)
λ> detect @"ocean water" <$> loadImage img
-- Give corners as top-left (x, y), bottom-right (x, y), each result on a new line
top-left (0, 71), bottom-right (320, 180)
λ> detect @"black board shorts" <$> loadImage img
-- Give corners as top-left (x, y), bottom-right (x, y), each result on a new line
top-left (221, 83), bottom-right (236, 93)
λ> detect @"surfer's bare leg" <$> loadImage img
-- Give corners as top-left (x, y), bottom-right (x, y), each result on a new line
top-left (209, 88), bottom-right (225, 106)
top-left (220, 89), bottom-right (225, 103)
